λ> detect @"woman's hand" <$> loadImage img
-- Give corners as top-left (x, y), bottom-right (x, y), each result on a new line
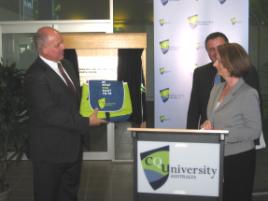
top-left (200, 120), bottom-right (213, 130)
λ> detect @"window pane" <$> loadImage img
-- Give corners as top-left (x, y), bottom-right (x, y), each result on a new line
top-left (2, 33), bottom-right (37, 69)
top-left (0, 0), bottom-right (109, 21)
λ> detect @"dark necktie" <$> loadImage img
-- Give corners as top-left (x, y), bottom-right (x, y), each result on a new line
top-left (57, 62), bottom-right (76, 93)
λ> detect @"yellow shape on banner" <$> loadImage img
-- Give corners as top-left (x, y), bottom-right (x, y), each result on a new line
top-left (187, 15), bottom-right (198, 28)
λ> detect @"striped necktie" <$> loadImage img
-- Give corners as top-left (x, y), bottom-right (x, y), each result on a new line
top-left (57, 62), bottom-right (76, 93)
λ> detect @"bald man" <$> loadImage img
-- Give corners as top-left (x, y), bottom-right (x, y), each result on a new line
top-left (25, 27), bottom-right (105, 201)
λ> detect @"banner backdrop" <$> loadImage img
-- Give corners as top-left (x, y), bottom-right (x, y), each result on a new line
top-left (154, 0), bottom-right (249, 128)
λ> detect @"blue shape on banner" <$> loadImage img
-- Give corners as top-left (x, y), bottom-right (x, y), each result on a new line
top-left (161, 0), bottom-right (168, 6)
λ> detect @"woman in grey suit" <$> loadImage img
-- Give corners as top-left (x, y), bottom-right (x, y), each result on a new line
top-left (201, 43), bottom-right (262, 201)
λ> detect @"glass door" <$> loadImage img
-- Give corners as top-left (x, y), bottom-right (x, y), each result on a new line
top-left (0, 22), bottom-right (115, 160)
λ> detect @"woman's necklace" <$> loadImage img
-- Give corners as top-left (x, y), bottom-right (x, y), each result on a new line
top-left (219, 78), bottom-right (239, 102)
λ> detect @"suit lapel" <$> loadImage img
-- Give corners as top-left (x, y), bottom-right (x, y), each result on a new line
top-left (38, 58), bottom-right (75, 97)
top-left (214, 79), bottom-right (244, 111)
top-left (37, 58), bottom-right (81, 105)
top-left (41, 62), bottom-right (67, 89)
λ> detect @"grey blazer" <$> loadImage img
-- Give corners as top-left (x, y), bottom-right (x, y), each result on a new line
top-left (207, 78), bottom-right (262, 156)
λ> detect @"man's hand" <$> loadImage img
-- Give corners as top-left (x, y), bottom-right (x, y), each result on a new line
top-left (89, 109), bottom-right (107, 126)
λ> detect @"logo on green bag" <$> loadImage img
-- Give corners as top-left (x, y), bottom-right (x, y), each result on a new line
top-left (98, 98), bottom-right (106, 109)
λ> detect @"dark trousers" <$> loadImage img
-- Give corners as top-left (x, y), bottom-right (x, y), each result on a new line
top-left (32, 160), bottom-right (82, 201)
top-left (223, 149), bottom-right (256, 201)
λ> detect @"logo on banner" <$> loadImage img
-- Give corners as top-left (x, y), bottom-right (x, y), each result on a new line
top-left (218, 0), bottom-right (226, 4)
top-left (160, 88), bottom-right (184, 103)
top-left (230, 17), bottom-right (238, 25)
top-left (187, 14), bottom-right (212, 29)
top-left (159, 67), bottom-right (171, 75)
top-left (160, 88), bottom-right (170, 102)
top-left (160, 115), bottom-right (170, 123)
top-left (159, 18), bottom-right (168, 26)
top-left (160, 0), bottom-right (169, 6)
top-left (160, 0), bottom-right (181, 6)
top-left (230, 17), bottom-right (242, 25)
top-left (159, 39), bottom-right (170, 54)
top-left (187, 14), bottom-right (199, 29)
top-left (140, 146), bottom-right (170, 190)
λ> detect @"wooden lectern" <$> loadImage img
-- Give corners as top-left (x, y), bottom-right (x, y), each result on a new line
top-left (128, 128), bottom-right (228, 201)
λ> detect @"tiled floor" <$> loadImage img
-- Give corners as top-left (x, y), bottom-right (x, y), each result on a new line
top-left (5, 148), bottom-right (268, 201)
top-left (7, 161), bottom-right (134, 201)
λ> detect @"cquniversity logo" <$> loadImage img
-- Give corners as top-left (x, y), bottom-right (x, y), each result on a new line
top-left (160, 88), bottom-right (170, 102)
top-left (159, 39), bottom-right (170, 54)
top-left (230, 17), bottom-right (241, 25)
top-left (159, 67), bottom-right (171, 75)
top-left (187, 14), bottom-right (199, 29)
top-left (98, 98), bottom-right (106, 109)
top-left (187, 14), bottom-right (212, 29)
top-left (140, 146), bottom-right (170, 190)
top-left (159, 18), bottom-right (167, 26)
top-left (159, 115), bottom-right (170, 123)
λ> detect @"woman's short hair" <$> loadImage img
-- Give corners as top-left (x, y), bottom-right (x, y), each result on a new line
top-left (217, 43), bottom-right (251, 77)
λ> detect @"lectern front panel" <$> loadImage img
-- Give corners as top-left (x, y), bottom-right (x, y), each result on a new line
top-left (138, 141), bottom-right (220, 196)
top-left (132, 130), bottom-right (226, 201)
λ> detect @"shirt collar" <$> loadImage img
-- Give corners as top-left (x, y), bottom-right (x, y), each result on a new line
top-left (39, 56), bottom-right (58, 70)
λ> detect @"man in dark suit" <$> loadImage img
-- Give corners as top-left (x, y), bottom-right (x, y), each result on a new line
top-left (187, 32), bottom-right (260, 129)
top-left (25, 27), bottom-right (106, 201)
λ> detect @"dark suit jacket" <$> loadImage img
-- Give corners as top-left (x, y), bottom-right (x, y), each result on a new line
top-left (187, 63), bottom-right (217, 129)
top-left (25, 57), bottom-right (89, 163)
top-left (187, 62), bottom-right (261, 129)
